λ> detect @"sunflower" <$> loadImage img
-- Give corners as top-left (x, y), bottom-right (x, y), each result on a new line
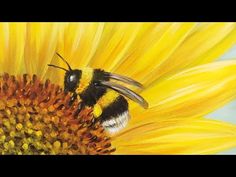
top-left (1, 22), bottom-right (236, 154)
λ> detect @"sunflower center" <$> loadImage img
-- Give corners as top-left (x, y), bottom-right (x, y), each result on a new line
top-left (0, 73), bottom-right (115, 155)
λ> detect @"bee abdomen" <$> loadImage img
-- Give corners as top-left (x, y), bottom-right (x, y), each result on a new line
top-left (99, 96), bottom-right (129, 134)
top-left (102, 111), bottom-right (130, 134)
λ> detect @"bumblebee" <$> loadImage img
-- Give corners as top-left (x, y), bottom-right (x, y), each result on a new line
top-left (48, 53), bottom-right (148, 133)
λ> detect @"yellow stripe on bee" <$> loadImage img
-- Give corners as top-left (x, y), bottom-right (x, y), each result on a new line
top-left (93, 90), bottom-right (119, 118)
top-left (76, 67), bottom-right (93, 94)
top-left (93, 104), bottom-right (103, 118)
top-left (97, 89), bottom-right (120, 109)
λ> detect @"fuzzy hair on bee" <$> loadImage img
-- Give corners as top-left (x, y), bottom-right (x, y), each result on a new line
top-left (48, 53), bottom-right (149, 134)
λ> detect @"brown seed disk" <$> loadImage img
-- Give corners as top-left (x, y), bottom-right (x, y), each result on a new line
top-left (0, 73), bottom-right (115, 155)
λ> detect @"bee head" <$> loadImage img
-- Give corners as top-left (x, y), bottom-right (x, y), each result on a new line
top-left (48, 53), bottom-right (82, 93)
top-left (64, 69), bottom-right (82, 93)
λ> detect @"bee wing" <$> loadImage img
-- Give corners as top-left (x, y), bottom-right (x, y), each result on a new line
top-left (105, 72), bottom-right (144, 89)
top-left (99, 81), bottom-right (149, 109)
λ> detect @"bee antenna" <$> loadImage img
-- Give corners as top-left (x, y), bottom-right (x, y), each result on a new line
top-left (48, 64), bottom-right (68, 72)
top-left (56, 52), bottom-right (72, 71)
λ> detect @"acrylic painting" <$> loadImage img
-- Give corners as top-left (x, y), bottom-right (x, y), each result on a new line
top-left (0, 22), bottom-right (236, 155)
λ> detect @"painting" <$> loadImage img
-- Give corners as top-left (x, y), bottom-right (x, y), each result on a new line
top-left (0, 22), bottom-right (236, 155)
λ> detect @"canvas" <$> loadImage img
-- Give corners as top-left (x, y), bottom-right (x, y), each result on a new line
top-left (0, 22), bottom-right (236, 155)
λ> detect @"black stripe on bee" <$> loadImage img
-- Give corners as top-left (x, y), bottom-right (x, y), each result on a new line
top-left (99, 95), bottom-right (129, 123)
top-left (79, 69), bottom-right (109, 107)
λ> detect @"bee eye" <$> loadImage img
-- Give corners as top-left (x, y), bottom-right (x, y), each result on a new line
top-left (69, 75), bottom-right (77, 83)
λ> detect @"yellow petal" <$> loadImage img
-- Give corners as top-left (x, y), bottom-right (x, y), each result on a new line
top-left (24, 22), bottom-right (62, 79)
top-left (47, 23), bottom-right (104, 83)
top-left (141, 23), bottom-right (236, 87)
top-left (109, 23), bottom-right (172, 73)
top-left (60, 23), bottom-right (104, 68)
top-left (112, 23), bottom-right (196, 82)
top-left (112, 118), bottom-right (236, 154)
top-left (130, 60), bottom-right (236, 124)
top-left (121, 23), bottom-right (196, 75)
top-left (111, 23), bottom-right (236, 88)
top-left (89, 23), bottom-right (169, 71)
top-left (0, 23), bottom-right (26, 74)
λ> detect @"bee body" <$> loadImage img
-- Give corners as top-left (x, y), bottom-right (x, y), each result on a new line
top-left (69, 67), bottom-right (130, 133)
top-left (48, 53), bottom-right (148, 134)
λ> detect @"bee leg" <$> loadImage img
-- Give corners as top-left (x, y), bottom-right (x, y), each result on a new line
top-left (86, 104), bottom-right (103, 127)
top-left (69, 92), bottom-right (77, 106)
top-left (73, 101), bottom-right (86, 117)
